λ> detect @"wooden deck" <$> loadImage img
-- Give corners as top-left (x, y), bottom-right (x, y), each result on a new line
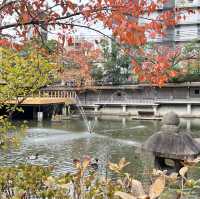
top-left (6, 97), bottom-right (76, 105)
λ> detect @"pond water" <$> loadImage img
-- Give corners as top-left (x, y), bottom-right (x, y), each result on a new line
top-left (0, 116), bottom-right (200, 182)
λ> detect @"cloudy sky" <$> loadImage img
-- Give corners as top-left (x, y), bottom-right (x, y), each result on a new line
top-left (1, 0), bottom-right (111, 41)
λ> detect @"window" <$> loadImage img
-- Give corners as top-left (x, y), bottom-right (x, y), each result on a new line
top-left (176, 29), bottom-right (180, 37)
top-left (175, 28), bottom-right (180, 41)
top-left (194, 89), bottom-right (199, 95)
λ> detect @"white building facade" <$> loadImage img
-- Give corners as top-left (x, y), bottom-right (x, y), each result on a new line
top-left (142, 0), bottom-right (200, 43)
top-left (169, 0), bottom-right (199, 43)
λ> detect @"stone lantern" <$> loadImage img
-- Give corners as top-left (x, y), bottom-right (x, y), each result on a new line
top-left (143, 112), bottom-right (200, 174)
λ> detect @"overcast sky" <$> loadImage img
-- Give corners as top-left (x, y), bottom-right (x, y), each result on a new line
top-left (1, 0), bottom-right (111, 41)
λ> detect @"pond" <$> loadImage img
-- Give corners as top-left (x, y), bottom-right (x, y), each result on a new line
top-left (0, 116), bottom-right (200, 181)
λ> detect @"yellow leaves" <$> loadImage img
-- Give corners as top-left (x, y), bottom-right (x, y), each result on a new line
top-left (109, 162), bottom-right (121, 173)
top-left (119, 158), bottom-right (130, 170)
top-left (182, 157), bottom-right (200, 166)
top-left (114, 191), bottom-right (149, 199)
top-left (74, 160), bottom-right (81, 169)
top-left (130, 179), bottom-right (147, 198)
top-left (179, 166), bottom-right (188, 178)
top-left (82, 158), bottom-right (90, 170)
top-left (185, 179), bottom-right (196, 188)
top-left (115, 168), bottom-right (166, 199)
top-left (152, 169), bottom-right (165, 176)
top-left (72, 156), bottom-right (92, 178)
top-left (44, 176), bottom-right (70, 191)
top-left (109, 158), bottom-right (130, 173)
top-left (0, 46), bottom-right (55, 100)
top-left (57, 183), bottom-right (70, 189)
top-left (166, 172), bottom-right (178, 183)
top-left (115, 191), bottom-right (137, 199)
top-left (149, 175), bottom-right (165, 199)
top-left (44, 176), bottom-right (56, 187)
top-left (1, 156), bottom-right (198, 199)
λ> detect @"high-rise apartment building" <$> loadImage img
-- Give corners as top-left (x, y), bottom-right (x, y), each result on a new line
top-left (144, 0), bottom-right (200, 43)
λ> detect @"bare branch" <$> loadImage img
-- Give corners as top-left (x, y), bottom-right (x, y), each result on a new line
top-left (0, 4), bottom-right (165, 32)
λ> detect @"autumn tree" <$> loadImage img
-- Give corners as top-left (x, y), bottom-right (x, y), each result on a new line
top-left (131, 44), bottom-right (181, 85)
top-left (182, 41), bottom-right (200, 73)
top-left (0, 41), bottom-right (56, 117)
top-left (0, 0), bottom-right (184, 84)
top-left (55, 39), bottom-right (101, 86)
top-left (169, 41), bottom-right (200, 83)
top-left (125, 39), bottom-right (200, 85)
top-left (0, 39), bottom-right (55, 146)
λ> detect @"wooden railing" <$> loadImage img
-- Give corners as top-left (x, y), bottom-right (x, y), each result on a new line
top-left (38, 90), bottom-right (77, 99)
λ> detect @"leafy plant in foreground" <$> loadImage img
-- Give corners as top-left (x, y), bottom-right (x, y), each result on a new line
top-left (0, 157), bottom-right (199, 199)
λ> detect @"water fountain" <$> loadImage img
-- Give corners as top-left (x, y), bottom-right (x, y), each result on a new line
top-left (75, 95), bottom-right (96, 133)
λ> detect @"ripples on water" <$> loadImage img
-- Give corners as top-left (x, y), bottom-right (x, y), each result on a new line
top-left (0, 118), bottom-right (200, 181)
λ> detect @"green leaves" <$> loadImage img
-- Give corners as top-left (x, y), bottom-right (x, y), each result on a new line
top-left (0, 44), bottom-right (56, 149)
top-left (96, 39), bottom-right (132, 85)
top-left (0, 46), bottom-right (55, 106)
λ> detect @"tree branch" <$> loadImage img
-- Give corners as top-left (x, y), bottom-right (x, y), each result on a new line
top-left (0, 0), bottom-right (16, 12)
top-left (0, 4), bottom-right (165, 31)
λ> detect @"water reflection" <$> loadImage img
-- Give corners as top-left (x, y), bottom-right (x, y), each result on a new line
top-left (180, 118), bottom-right (200, 137)
top-left (122, 117), bottom-right (126, 127)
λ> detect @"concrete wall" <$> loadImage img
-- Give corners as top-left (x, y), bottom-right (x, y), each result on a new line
top-left (172, 87), bottom-right (188, 99)
top-left (126, 106), bottom-right (140, 115)
top-left (82, 103), bottom-right (200, 118)
top-left (96, 106), bottom-right (154, 116)
top-left (99, 106), bottom-right (123, 114)
top-left (190, 105), bottom-right (200, 116)
top-left (97, 105), bottom-right (189, 116)
top-left (78, 87), bottom-right (192, 104)
top-left (157, 105), bottom-right (187, 116)
top-left (127, 106), bottom-right (154, 115)
top-left (77, 87), bottom-right (200, 118)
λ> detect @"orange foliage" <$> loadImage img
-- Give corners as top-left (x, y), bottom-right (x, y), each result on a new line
top-left (0, 0), bottom-right (187, 85)
top-left (0, 39), bottom-right (22, 50)
top-left (57, 40), bottom-right (101, 85)
top-left (132, 46), bottom-right (182, 86)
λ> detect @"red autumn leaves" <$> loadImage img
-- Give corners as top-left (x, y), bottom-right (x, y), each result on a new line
top-left (0, 0), bottom-right (188, 85)
top-left (132, 46), bottom-right (181, 85)
top-left (58, 39), bottom-right (101, 83)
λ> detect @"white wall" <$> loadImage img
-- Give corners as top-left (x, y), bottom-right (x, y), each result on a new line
top-left (142, 4), bottom-right (200, 42)
top-left (157, 105), bottom-right (187, 116)
top-left (176, 0), bottom-right (200, 8)
top-left (175, 25), bottom-right (199, 41)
